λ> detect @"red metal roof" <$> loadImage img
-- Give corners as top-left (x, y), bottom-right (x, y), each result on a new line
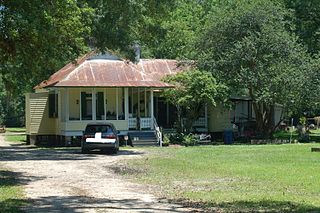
top-left (35, 54), bottom-right (189, 89)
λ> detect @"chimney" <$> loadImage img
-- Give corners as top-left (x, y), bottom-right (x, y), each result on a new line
top-left (133, 43), bottom-right (141, 63)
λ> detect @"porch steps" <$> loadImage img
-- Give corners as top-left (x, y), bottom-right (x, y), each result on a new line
top-left (128, 131), bottom-right (158, 146)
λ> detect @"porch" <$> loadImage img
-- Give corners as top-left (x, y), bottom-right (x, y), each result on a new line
top-left (55, 87), bottom-right (208, 136)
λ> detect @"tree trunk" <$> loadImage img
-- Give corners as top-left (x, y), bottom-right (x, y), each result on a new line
top-left (185, 104), bottom-right (202, 133)
top-left (252, 101), bottom-right (275, 138)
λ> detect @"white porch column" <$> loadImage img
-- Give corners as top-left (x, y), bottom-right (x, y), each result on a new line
top-left (150, 90), bottom-right (154, 129)
top-left (92, 88), bottom-right (96, 120)
top-left (65, 88), bottom-right (69, 121)
top-left (124, 88), bottom-right (129, 120)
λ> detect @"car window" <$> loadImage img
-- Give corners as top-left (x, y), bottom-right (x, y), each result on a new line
top-left (85, 125), bottom-right (113, 134)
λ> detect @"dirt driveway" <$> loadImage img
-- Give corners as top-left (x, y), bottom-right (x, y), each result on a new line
top-left (0, 135), bottom-right (194, 213)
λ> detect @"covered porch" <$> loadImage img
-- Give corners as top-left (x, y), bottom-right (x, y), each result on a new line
top-left (58, 87), bottom-right (157, 136)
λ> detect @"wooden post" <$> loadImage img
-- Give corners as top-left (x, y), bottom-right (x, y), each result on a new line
top-left (150, 90), bottom-right (154, 129)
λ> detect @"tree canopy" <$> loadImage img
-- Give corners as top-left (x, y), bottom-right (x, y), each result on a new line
top-left (162, 69), bottom-right (227, 133)
top-left (0, 0), bottom-right (319, 130)
top-left (198, 0), bottom-right (310, 136)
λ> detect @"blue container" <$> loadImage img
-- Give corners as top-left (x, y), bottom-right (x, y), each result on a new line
top-left (224, 129), bottom-right (233, 144)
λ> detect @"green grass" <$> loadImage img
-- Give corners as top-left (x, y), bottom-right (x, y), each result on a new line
top-left (273, 128), bottom-right (320, 142)
top-left (0, 168), bottom-right (26, 213)
top-left (123, 145), bottom-right (320, 212)
top-left (5, 135), bottom-right (26, 143)
top-left (4, 127), bottom-right (26, 143)
top-left (5, 127), bottom-right (26, 133)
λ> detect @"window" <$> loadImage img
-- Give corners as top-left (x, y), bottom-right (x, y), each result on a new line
top-left (81, 92), bottom-right (92, 120)
top-left (49, 93), bottom-right (58, 118)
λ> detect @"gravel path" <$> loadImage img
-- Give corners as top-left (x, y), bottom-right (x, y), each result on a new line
top-left (0, 135), bottom-right (194, 212)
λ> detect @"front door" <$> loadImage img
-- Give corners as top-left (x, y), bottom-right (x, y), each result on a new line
top-left (154, 97), bottom-right (177, 128)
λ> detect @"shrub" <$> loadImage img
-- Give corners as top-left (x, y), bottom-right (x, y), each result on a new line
top-left (162, 134), bottom-right (170, 147)
top-left (168, 133), bottom-right (184, 144)
top-left (183, 134), bottom-right (198, 147)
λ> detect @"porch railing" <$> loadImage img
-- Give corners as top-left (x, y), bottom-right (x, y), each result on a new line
top-left (128, 118), bottom-right (137, 129)
top-left (153, 117), bottom-right (162, 147)
top-left (140, 118), bottom-right (152, 129)
top-left (128, 117), bottom-right (153, 129)
top-left (182, 117), bottom-right (206, 127)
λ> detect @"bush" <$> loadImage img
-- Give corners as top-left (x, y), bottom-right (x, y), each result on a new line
top-left (162, 134), bottom-right (170, 147)
top-left (168, 133), bottom-right (184, 145)
top-left (183, 134), bottom-right (198, 147)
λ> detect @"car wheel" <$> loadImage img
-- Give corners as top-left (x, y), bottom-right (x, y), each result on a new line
top-left (81, 147), bottom-right (89, 154)
top-left (111, 148), bottom-right (118, 154)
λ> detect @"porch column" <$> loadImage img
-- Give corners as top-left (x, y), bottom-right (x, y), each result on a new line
top-left (92, 88), bottom-right (96, 120)
top-left (65, 88), bottom-right (69, 121)
top-left (124, 88), bottom-right (129, 120)
top-left (150, 90), bottom-right (154, 129)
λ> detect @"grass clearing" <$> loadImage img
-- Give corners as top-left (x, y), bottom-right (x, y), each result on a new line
top-left (5, 135), bottom-right (26, 143)
top-left (6, 127), bottom-right (26, 133)
top-left (0, 167), bottom-right (26, 213)
top-left (123, 144), bottom-right (320, 212)
top-left (273, 128), bottom-right (320, 142)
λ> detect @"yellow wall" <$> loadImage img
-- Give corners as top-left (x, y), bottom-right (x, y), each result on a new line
top-left (105, 88), bottom-right (117, 115)
top-left (25, 94), bottom-right (30, 134)
top-left (68, 88), bottom-right (80, 120)
top-left (26, 92), bottom-right (58, 135)
top-left (208, 104), bottom-right (232, 132)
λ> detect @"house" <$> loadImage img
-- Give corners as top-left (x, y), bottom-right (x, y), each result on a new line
top-left (25, 52), bottom-right (281, 146)
top-left (25, 52), bottom-right (221, 145)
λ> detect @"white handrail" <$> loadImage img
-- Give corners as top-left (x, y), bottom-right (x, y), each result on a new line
top-left (153, 117), bottom-right (162, 147)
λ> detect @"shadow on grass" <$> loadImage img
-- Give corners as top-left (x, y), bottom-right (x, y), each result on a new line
top-left (0, 170), bottom-right (44, 187)
top-left (0, 170), bottom-right (39, 213)
top-left (171, 198), bottom-right (320, 213)
top-left (0, 199), bottom-right (26, 213)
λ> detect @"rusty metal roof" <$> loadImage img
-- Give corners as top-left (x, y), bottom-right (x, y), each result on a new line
top-left (35, 54), bottom-right (189, 89)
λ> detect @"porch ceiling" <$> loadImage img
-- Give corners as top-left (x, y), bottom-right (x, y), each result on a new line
top-left (35, 53), bottom-right (190, 89)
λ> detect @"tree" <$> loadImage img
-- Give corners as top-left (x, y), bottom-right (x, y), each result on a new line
top-left (296, 55), bottom-right (320, 116)
top-left (284, 0), bottom-right (320, 55)
top-left (148, 0), bottom-right (205, 59)
top-left (162, 69), bottom-right (227, 133)
top-left (198, 0), bottom-right (310, 137)
top-left (0, 0), bottom-right (93, 125)
top-left (91, 0), bottom-right (175, 60)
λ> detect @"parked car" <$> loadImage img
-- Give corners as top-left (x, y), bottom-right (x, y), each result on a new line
top-left (81, 123), bottom-right (120, 154)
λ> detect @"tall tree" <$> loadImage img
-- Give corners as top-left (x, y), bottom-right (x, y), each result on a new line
top-left (91, 0), bottom-right (175, 60)
top-left (284, 0), bottom-right (320, 54)
top-left (0, 0), bottom-right (93, 82)
top-left (198, 0), bottom-right (310, 137)
top-left (0, 0), bottom-right (93, 125)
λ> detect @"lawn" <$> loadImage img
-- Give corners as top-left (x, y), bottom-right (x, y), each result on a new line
top-left (0, 167), bottom-right (26, 213)
top-left (6, 127), bottom-right (26, 133)
top-left (122, 144), bottom-right (320, 212)
top-left (273, 128), bottom-right (320, 142)
top-left (4, 127), bottom-right (26, 143)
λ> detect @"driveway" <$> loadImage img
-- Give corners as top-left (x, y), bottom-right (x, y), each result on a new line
top-left (0, 135), bottom-right (194, 212)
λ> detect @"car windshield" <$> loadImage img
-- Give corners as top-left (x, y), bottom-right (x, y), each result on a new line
top-left (85, 125), bottom-right (113, 134)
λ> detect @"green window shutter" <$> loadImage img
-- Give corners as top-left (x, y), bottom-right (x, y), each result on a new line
top-left (81, 92), bottom-right (86, 119)
top-left (48, 93), bottom-right (56, 118)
